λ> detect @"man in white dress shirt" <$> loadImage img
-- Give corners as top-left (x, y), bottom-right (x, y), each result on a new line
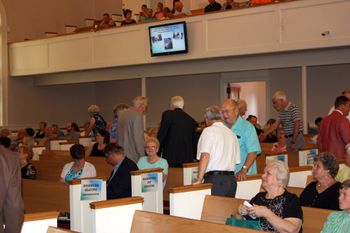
top-left (194, 105), bottom-right (240, 197)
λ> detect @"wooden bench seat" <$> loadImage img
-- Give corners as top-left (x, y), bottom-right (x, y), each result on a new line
top-left (200, 195), bottom-right (333, 233)
top-left (130, 210), bottom-right (263, 233)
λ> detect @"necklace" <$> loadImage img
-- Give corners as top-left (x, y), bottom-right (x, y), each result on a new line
top-left (316, 180), bottom-right (335, 193)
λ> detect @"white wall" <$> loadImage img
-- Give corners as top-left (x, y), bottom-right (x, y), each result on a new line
top-left (237, 81), bottom-right (267, 125)
top-left (307, 63), bottom-right (350, 125)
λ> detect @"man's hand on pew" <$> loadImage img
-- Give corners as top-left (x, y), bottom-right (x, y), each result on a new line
top-left (236, 169), bottom-right (247, 181)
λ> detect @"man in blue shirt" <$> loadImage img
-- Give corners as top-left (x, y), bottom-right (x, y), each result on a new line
top-left (221, 99), bottom-right (261, 180)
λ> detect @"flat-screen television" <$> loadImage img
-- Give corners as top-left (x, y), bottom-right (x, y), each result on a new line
top-left (148, 21), bottom-right (188, 57)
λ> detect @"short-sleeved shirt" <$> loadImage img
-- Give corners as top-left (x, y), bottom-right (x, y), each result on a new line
top-left (250, 191), bottom-right (303, 233)
top-left (197, 122), bottom-right (240, 172)
top-left (300, 181), bottom-right (341, 210)
top-left (278, 102), bottom-right (303, 135)
top-left (137, 156), bottom-right (169, 175)
top-left (60, 161), bottom-right (96, 183)
top-left (230, 116), bottom-right (261, 175)
top-left (321, 211), bottom-right (350, 233)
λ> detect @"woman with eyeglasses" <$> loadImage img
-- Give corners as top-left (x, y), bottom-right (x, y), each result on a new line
top-left (137, 137), bottom-right (169, 186)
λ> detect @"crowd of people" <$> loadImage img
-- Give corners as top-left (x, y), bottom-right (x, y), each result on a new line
top-left (90, 0), bottom-right (278, 31)
top-left (1, 88), bottom-right (350, 232)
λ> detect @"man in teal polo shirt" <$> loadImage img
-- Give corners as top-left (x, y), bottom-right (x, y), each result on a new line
top-left (221, 99), bottom-right (261, 180)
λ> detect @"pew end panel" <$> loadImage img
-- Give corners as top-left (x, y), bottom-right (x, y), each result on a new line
top-left (169, 183), bottom-right (212, 220)
top-left (131, 168), bottom-right (164, 214)
top-left (90, 197), bottom-right (144, 233)
top-left (69, 178), bottom-right (106, 233)
top-left (183, 162), bottom-right (199, 185)
top-left (22, 211), bottom-right (59, 233)
top-left (236, 178), bottom-right (262, 200)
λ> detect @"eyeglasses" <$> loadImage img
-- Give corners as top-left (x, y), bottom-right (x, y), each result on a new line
top-left (145, 145), bottom-right (157, 149)
top-left (220, 108), bottom-right (234, 114)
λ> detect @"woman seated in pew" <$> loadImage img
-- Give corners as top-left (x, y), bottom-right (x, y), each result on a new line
top-left (321, 179), bottom-right (350, 232)
top-left (236, 160), bottom-right (303, 233)
top-left (300, 152), bottom-right (341, 210)
top-left (19, 145), bottom-right (36, 179)
top-left (60, 144), bottom-right (96, 183)
top-left (137, 137), bottom-right (169, 187)
top-left (86, 129), bottom-right (110, 157)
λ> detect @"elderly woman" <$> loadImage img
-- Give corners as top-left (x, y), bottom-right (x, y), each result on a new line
top-left (137, 137), bottom-right (169, 184)
top-left (87, 104), bottom-right (106, 138)
top-left (60, 144), bottom-right (96, 183)
top-left (236, 160), bottom-right (302, 233)
top-left (300, 152), bottom-right (340, 210)
top-left (86, 129), bottom-right (110, 157)
top-left (321, 179), bottom-right (350, 232)
top-left (109, 103), bottom-right (129, 143)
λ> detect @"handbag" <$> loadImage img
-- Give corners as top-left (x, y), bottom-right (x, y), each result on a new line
top-left (225, 215), bottom-right (262, 230)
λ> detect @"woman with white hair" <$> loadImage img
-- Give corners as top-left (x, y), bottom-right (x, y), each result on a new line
top-left (236, 161), bottom-right (303, 233)
top-left (87, 104), bottom-right (106, 137)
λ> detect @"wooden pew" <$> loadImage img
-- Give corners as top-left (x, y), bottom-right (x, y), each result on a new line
top-left (200, 195), bottom-right (333, 233)
top-left (163, 167), bottom-right (183, 202)
top-left (22, 179), bottom-right (69, 213)
top-left (22, 211), bottom-right (59, 233)
top-left (31, 150), bottom-right (111, 181)
top-left (130, 210), bottom-right (263, 233)
top-left (47, 226), bottom-right (80, 233)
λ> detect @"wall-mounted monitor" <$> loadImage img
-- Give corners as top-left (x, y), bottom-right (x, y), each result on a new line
top-left (148, 21), bottom-right (188, 57)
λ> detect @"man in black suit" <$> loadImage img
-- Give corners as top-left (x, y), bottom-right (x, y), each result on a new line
top-left (104, 144), bottom-right (138, 200)
top-left (158, 96), bottom-right (197, 167)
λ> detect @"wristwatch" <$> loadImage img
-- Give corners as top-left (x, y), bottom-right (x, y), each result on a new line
top-left (242, 165), bottom-right (247, 170)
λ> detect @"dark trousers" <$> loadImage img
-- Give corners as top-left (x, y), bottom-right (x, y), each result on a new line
top-left (204, 173), bottom-right (237, 198)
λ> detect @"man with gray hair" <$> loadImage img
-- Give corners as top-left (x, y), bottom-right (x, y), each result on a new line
top-left (261, 91), bottom-right (304, 151)
top-left (193, 105), bottom-right (240, 197)
top-left (118, 96), bottom-right (148, 163)
top-left (158, 96), bottom-right (197, 167)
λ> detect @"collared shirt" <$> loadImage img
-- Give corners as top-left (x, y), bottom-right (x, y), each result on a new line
top-left (230, 116), bottom-right (261, 175)
top-left (107, 157), bottom-right (124, 186)
top-left (278, 102), bottom-right (303, 135)
top-left (197, 121), bottom-right (240, 172)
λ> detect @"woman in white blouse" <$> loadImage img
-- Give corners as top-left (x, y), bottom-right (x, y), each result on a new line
top-left (60, 144), bottom-right (96, 183)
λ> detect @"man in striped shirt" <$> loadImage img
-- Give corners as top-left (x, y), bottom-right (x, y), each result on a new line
top-left (261, 91), bottom-right (304, 151)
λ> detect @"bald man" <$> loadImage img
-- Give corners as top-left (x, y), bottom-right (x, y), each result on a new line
top-left (221, 99), bottom-right (261, 181)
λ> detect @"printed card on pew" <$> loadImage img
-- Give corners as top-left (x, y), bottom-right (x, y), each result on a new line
top-left (80, 179), bottom-right (103, 200)
top-left (141, 173), bottom-right (158, 192)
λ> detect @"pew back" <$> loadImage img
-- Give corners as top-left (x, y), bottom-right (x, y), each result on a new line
top-left (22, 179), bottom-right (69, 213)
top-left (130, 210), bottom-right (263, 233)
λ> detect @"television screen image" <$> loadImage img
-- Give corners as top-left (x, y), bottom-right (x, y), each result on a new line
top-left (149, 21), bottom-right (188, 56)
